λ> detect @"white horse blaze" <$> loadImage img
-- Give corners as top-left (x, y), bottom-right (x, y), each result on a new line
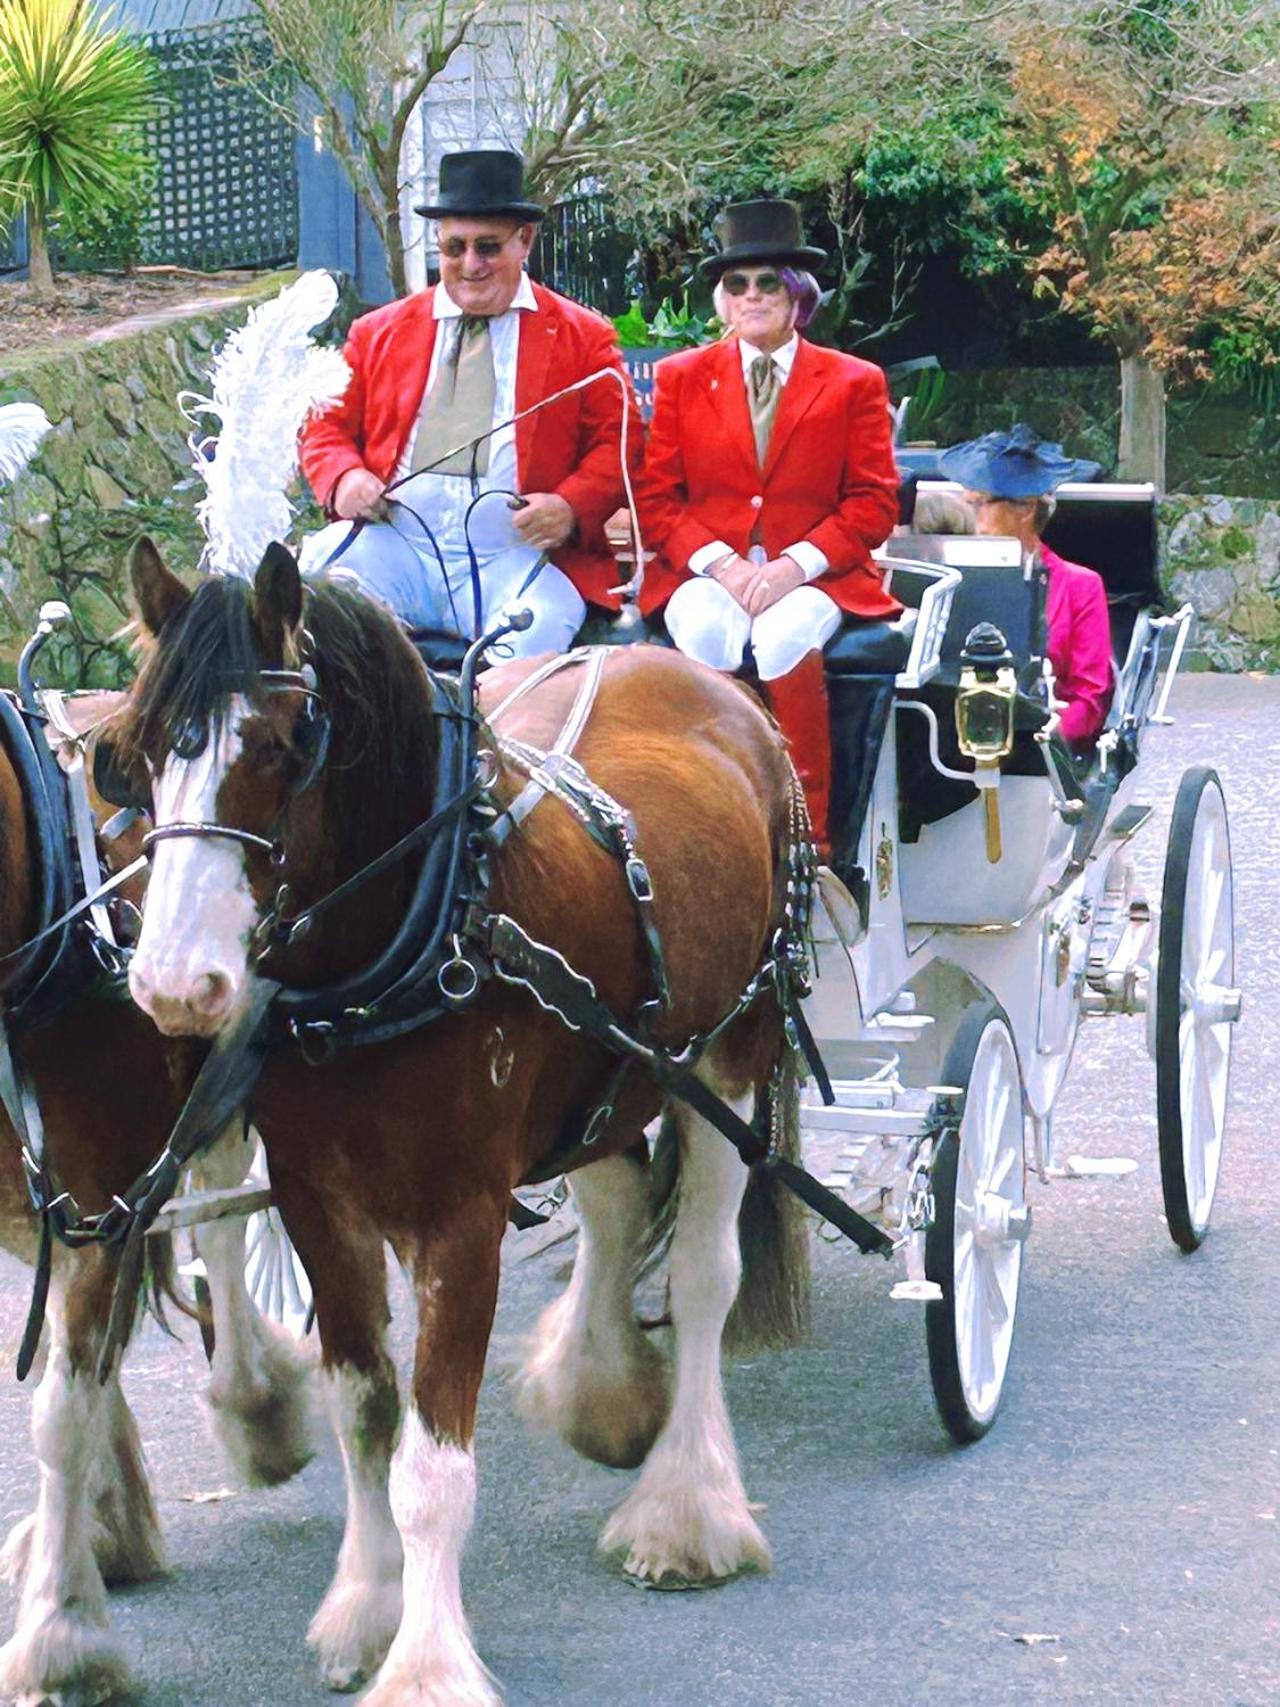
top-left (129, 698), bottom-right (259, 1030)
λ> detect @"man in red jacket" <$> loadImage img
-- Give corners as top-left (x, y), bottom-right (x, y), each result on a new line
top-left (636, 200), bottom-right (900, 855)
top-left (300, 149), bottom-right (636, 655)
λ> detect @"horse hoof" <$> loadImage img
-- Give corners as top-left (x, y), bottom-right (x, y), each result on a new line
top-left (308, 1578), bottom-right (402, 1696)
top-left (600, 1480), bottom-right (771, 1587)
top-left (208, 1324), bottom-right (317, 1487)
top-left (0, 1615), bottom-right (132, 1707)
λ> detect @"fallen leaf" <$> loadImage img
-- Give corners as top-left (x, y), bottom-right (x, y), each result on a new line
top-left (1014, 1633), bottom-right (1061, 1647)
top-left (179, 1487), bottom-right (237, 1504)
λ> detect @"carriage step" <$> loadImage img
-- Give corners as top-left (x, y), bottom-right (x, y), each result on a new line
top-left (1105, 803), bottom-right (1153, 842)
top-left (1049, 1154), bottom-right (1138, 1179)
top-left (890, 1278), bottom-right (944, 1303)
top-left (149, 1184), bottom-right (273, 1234)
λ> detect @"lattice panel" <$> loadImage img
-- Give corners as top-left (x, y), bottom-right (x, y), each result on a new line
top-left (140, 22), bottom-right (298, 271)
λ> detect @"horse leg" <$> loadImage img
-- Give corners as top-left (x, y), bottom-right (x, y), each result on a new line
top-left (265, 1173), bottom-right (402, 1695)
top-left (0, 1250), bottom-right (134, 1707)
top-left (191, 1123), bottom-right (317, 1487)
top-left (360, 1194), bottom-right (507, 1707)
top-left (515, 1152), bottom-right (668, 1468)
top-left (599, 1075), bottom-right (770, 1586)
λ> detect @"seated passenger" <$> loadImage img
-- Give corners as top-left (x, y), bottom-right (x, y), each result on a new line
top-left (635, 198), bottom-right (900, 857)
top-left (299, 148), bottom-right (636, 658)
top-left (938, 424), bottom-right (1114, 747)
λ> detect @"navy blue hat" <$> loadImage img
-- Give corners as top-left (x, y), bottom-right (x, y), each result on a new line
top-left (938, 423), bottom-right (1100, 498)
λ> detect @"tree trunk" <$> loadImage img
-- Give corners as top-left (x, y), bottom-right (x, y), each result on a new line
top-left (25, 201), bottom-right (56, 299)
top-left (383, 198), bottom-right (408, 299)
top-left (1117, 351), bottom-right (1166, 489)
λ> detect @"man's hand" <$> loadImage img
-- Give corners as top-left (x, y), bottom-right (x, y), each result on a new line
top-left (333, 468), bottom-right (390, 521)
top-left (710, 552), bottom-right (767, 612)
top-left (743, 556), bottom-right (807, 617)
top-left (512, 492), bottom-right (576, 552)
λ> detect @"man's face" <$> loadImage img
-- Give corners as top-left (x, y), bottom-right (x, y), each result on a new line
top-left (718, 264), bottom-right (794, 352)
top-left (436, 217), bottom-right (535, 316)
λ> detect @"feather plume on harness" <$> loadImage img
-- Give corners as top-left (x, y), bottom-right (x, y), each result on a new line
top-left (0, 403), bottom-right (53, 486)
top-left (179, 270), bottom-right (351, 578)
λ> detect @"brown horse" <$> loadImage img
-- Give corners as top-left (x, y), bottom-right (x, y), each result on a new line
top-left (113, 537), bottom-right (811, 1704)
top-left (0, 691), bottom-right (316, 1707)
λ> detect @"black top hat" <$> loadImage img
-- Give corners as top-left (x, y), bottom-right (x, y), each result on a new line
top-left (415, 149), bottom-right (544, 222)
top-left (699, 199), bottom-right (827, 277)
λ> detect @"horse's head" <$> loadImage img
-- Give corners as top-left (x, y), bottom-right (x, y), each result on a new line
top-left (116, 537), bottom-right (329, 1036)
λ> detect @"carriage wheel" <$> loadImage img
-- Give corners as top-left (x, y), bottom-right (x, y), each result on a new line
top-left (244, 1141), bottom-right (314, 1337)
top-left (1156, 767), bottom-right (1239, 1253)
top-left (926, 999), bottom-right (1029, 1444)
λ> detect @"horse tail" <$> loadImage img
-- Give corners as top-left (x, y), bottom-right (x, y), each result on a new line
top-left (725, 1043), bottom-right (811, 1354)
top-left (639, 1048), bottom-right (812, 1355)
top-left (142, 1231), bottom-right (198, 1336)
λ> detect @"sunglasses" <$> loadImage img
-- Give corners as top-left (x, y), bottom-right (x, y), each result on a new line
top-left (720, 270), bottom-right (786, 297)
top-left (438, 233), bottom-right (517, 260)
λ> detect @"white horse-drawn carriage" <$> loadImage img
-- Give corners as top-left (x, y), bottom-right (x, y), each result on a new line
top-left (793, 476), bottom-right (1239, 1439)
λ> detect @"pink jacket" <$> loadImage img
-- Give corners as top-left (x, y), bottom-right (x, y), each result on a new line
top-left (1041, 545), bottom-right (1114, 745)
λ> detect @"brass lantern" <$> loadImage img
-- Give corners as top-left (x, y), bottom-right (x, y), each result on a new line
top-left (956, 623), bottom-right (1017, 862)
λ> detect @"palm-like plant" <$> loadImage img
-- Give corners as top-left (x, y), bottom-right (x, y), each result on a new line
top-left (0, 0), bottom-right (156, 297)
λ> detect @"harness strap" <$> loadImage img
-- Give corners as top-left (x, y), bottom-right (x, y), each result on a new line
top-left (487, 647), bottom-right (607, 848)
top-left (482, 912), bottom-right (892, 1257)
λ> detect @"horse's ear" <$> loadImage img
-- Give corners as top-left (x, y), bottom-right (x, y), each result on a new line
top-left (253, 542), bottom-right (303, 650)
top-left (130, 537), bottom-right (191, 636)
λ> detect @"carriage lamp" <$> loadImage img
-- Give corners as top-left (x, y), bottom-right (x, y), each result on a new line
top-left (956, 623), bottom-right (1017, 864)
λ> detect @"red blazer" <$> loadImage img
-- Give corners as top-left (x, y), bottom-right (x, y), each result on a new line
top-left (299, 281), bottom-right (639, 609)
top-left (636, 335), bottom-right (901, 618)
top-left (1041, 545), bottom-right (1115, 744)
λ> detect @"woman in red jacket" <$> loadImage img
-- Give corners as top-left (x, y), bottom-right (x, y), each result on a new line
top-left (636, 200), bottom-right (900, 857)
top-left (938, 424), bottom-right (1114, 748)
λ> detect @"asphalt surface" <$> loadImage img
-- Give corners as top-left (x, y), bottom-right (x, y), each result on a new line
top-left (1, 671), bottom-right (1276, 1707)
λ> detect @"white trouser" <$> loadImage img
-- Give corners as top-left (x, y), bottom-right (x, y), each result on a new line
top-left (664, 578), bottom-right (842, 680)
top-left (298, 474), bottom-right (586, 659)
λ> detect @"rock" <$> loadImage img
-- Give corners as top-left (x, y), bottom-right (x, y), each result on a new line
top-left (1230, 589), bottom-right (1280, 645)
top-left (85, 465), bottom-right (130, 510)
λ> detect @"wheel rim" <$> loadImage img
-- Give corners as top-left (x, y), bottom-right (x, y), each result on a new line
top-left (244, 1143), bottom-right (312, 1336)
top-left (1175, 786), bottom-right (1235, 1235)
top-left (952, 1023), bottom-right (1024, 1425)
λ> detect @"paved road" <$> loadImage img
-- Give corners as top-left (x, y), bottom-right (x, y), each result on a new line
top-left (1, 673), bottom-right (1277, 1706)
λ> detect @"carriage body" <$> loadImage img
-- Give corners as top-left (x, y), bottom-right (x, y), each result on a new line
top-left (799, 481), bottom-right (1236, 1439)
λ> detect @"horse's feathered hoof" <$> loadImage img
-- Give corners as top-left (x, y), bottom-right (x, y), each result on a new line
top-left (0, 1614), bottom-right (132, 1707)
top-left (601, 1479), bottom-right (772, 1587)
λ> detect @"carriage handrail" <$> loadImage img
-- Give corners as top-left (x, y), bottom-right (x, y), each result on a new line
top-left (1146, 603), bottom-right (1194, 727)
top-left (881, 557), bottom-right (962, 690)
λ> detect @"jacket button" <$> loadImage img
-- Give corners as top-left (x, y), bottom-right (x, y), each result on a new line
top-left (750, 495), bottom-right (763, 509)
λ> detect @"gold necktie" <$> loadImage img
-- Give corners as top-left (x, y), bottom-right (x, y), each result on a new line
top-left (748, 352), bottom-right (782, 465)
top-left (410, 316), bottom-right (495, 477)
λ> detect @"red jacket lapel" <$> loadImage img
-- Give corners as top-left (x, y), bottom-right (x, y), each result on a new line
top-left (704, 337), bottom-right (759, 482)
top-left (514, 286), bottom-right (559, 485)
top-left (388, 291), bottom-right (440, 471)
top-left (762, 338), bottom-right (824, 480)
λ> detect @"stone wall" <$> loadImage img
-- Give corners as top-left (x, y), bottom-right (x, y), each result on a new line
top-left (1161, 496), bottom-right (1280, 672)
top-left (0, 273), bottom-right (294, 686)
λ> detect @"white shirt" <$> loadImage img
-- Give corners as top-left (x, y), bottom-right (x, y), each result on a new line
top-left (687, 332), bottom-right (828, 583)
top-left (394, 271), bottom-right (539, 483)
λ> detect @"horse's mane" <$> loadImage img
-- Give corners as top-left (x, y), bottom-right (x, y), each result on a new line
top-left (125, 574), bottom-right (438, 830)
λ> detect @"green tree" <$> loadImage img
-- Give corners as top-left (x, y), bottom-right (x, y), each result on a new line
top-left (0, 0), bottom-right (156, 298)
top-left (247, 0), bottom-right (480, 298)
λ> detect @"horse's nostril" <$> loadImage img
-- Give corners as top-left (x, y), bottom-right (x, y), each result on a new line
top-left (190, 970), bottom-right (233, 1016)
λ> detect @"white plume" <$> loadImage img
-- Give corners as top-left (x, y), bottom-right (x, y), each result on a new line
top-left (0, 403), bottom-right (53, 486)
top-left (179, 270), bottom-right (351, 577)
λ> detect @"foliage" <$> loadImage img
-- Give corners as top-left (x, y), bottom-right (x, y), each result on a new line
top-left (613, 291), bottom-right (717, 350)
top-left (0, 0), bottom-right (157, 294)
top-left (247, 0), bottom-right (479, 296)
top-left (54, 167), bottom-right (156, 273)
